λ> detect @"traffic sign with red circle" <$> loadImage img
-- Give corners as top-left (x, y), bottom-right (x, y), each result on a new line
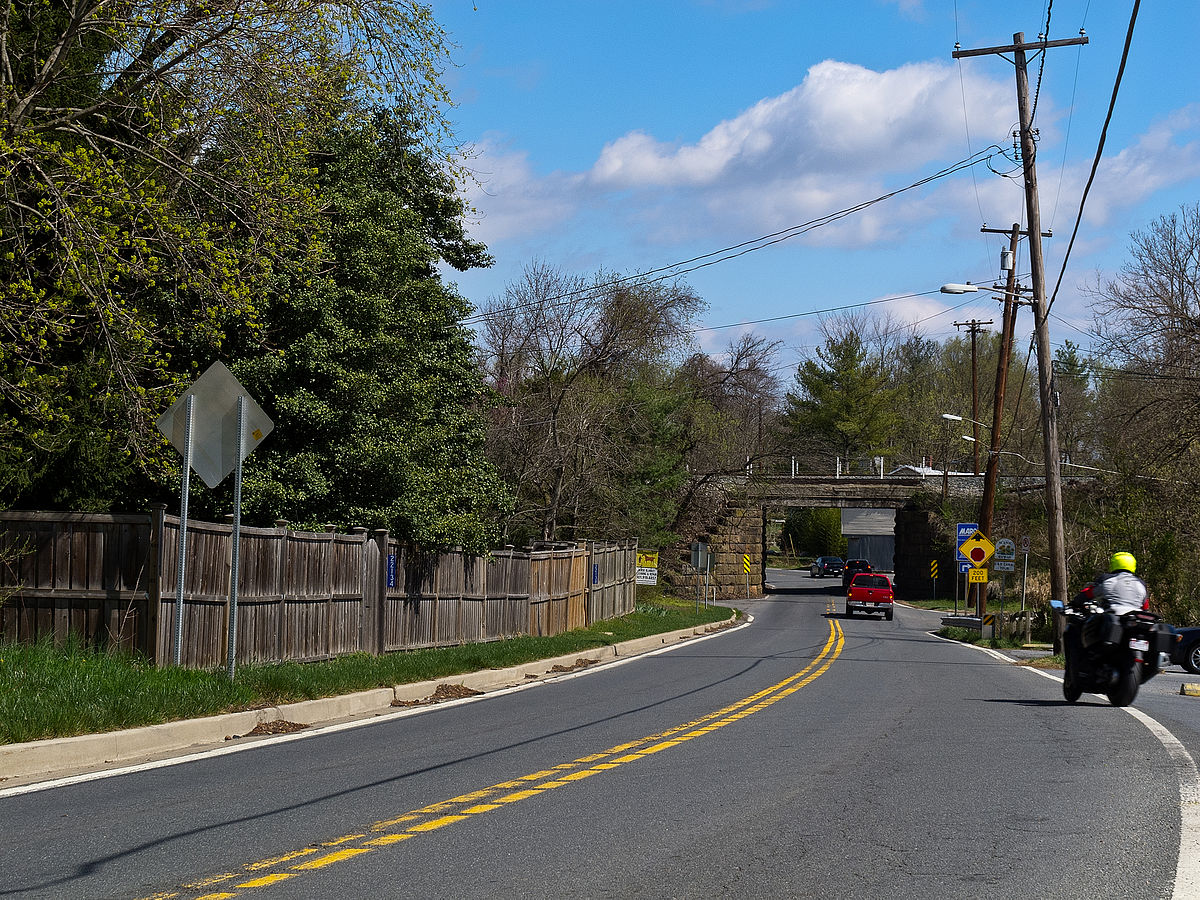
top-left (957, 530), bottom-right (995, 566)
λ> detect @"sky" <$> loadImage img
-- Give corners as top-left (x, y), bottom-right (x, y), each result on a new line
top-left (431, 1), bottom-right (1200, 369)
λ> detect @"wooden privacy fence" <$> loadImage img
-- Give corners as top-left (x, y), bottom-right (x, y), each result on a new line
top-left (0, 508), bottom-right (637, 668)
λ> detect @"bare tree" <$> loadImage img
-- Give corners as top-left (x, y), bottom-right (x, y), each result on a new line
top-left (480, 262), bottom-right (703, 543)
top-left (1089, 204), bottom-right (1200, 474)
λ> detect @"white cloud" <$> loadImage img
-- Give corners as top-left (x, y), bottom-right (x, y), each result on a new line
top-left (458, 138), bottom-right (584, 244)
top-left (590, 60), bottom-right (1013, 191)
top-left (1079, 104), bottom-right (1200, 227)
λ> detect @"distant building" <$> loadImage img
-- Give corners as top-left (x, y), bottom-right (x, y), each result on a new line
top-left (842, 508), bottom-right (895, 572)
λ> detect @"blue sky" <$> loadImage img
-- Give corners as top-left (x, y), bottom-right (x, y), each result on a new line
top-left (432, 1), bottom-right (1200, 365)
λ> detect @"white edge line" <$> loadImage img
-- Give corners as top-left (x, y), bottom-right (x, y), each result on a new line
top-left (938, 632), bottom-right (1200, 899)
top-left (0, 615), bottom-right (756, 799)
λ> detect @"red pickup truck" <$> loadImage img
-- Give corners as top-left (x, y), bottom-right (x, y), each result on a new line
top-left (846, 573), bottom-right (894, 620)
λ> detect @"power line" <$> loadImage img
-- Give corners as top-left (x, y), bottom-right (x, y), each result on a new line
top-left (1046, 0), bottom-right (1140, 315)
top-left (464, 146), bottom-right (1004, 327)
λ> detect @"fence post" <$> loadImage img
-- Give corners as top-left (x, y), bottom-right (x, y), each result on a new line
top-left (274, 520), bottom-right (289, 663)
top-left (371, 529), bottom-right (389, 655)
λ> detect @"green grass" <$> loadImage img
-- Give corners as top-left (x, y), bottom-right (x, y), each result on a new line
top-left (903, 598), bottom-right (959, 611)
top-left (0, 593), bottom-right (733, 745)
top-left (765, 553), bottom-right (814, 571)
top-left (935, 625), bottom-right (1030, 650)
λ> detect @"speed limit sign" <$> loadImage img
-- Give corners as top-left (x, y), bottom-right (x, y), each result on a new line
top-left (1020, 535), bottom-right (1031, 553)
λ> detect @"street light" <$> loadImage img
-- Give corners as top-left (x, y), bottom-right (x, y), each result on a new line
top-left (944, 412), bottom-right (990, 475)
top-left (939, 414), bottom-right (959, 503)
top-left (941, 283), bottom-right (980, 294)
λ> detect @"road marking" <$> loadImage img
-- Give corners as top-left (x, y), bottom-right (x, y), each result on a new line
top-left (291, 848), bottom-right (371, 869)
top-left (1, 617), bottom-right (755, 802)
top-left (960, 640), bottom-right (1200, 900)
top-left (147, 616), bottom-right (843, 899)
top-left (235, 874), bottom-right (295, 888)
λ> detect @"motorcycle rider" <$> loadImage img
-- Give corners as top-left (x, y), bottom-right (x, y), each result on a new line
top-left (1063, 551), bottom-right (1146, 673)
top-left (1091, 550), bottom-right (1148, 614)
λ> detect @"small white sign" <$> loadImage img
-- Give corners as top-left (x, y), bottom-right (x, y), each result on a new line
top-left (994, 560), bottom-right (1016, 572)
top-left (995, 538), bottom-right (1017, 561)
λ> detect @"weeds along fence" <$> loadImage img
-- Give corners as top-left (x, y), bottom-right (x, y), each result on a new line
top-left (0, 508), bottom-right (637, 668)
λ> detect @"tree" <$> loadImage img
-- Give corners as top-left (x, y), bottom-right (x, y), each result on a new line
top-left (481, 263), bottom-right (706, 544)
top-left (1054, 341), bottom-right (1098, 469)
top-left (1090, 204), bottom-right (1200, 477)
top-left (779, 507), bottom-right (845, 558)
top-left (0, 0), bottom-right (456, 509)
top-left (212, 103), bottom-right (509, 551)
top-left (784, 329), bottom-right (901, 473)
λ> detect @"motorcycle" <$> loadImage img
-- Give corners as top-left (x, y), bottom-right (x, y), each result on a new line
top-left (1062, 583), bottom-right (1176, 707)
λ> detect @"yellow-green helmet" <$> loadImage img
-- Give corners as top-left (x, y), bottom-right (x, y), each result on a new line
top-left (1110, 551), bottom-right (1137, 574)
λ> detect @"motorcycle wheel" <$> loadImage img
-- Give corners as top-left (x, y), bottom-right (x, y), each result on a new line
top-left (1063, 664), bottom-right (1083, 704)
top-left (1108, 662), bottom-right (1141, 707)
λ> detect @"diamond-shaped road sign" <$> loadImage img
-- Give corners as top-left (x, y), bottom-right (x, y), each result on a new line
top-left (957, 530), bottom-right (995, 567)
top-left (157, 361), bottom-right (273, 489)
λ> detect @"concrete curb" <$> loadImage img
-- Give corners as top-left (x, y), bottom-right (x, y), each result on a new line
top-left (1, 614), bottom-right (739, 783)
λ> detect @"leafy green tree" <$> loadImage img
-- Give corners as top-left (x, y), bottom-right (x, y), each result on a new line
top-left (784, 331), bottom-right (901, 473)
top-left (218, 104), bottom-right (509, 551)
top-left (1, 0), bottom-right (456, 510)
top-left (779, 508), bottom-right (845, 558)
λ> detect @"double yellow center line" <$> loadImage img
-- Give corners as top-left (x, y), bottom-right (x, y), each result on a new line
top-left (145, 615), bottom-right (845, 900)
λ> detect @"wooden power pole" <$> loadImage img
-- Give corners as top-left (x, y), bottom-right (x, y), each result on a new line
top-left (952, 318), bottom-right (992, 475)
top-left (954, 31), bottom-right (1087, 609)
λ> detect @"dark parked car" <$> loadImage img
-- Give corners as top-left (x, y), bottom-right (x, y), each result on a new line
top-left (842, 558), bottom-right (873, 589)
top-left (1174, 627), bottom-right (1200, 673)
top-left (810, 556), bottom-right (844, 578)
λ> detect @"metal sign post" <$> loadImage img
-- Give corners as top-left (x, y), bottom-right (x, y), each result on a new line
top-left (171, 395), bottom-right (195, 666)
top-left (1021, 536), bottom-right (1031, 643)
top-left (226, 396), bottom-right (246, 680)
top-left (157, 362), bottom-right (273, 674)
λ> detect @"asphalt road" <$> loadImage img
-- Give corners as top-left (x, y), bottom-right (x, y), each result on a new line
top-left (1, 567), bottom-right (1194, 899)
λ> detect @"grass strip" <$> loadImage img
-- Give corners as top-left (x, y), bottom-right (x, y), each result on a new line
top-left (936, 625), bottom-right (1030, 650)
top-left (0, 592), bottom-right (732, 745)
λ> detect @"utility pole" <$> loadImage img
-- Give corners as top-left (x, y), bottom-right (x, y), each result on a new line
top-left (954, 30), bottom-right (1086, 609)
top-left (977, 223), bottom-right (1051, 552)
top-left (974, 224), bottom-right (1022, 622)
top-left (952, 318), bottom-right (992, 475)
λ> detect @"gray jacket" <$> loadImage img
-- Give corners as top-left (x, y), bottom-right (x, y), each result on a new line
top-left (1093, 570), bottom-right (1147, 615)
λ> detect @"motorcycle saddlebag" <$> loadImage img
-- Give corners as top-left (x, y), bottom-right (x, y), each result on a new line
top-left (1081, 612), bottom-right (1122, 649)
top-left (1153, 623), bottom-right (1178, 656)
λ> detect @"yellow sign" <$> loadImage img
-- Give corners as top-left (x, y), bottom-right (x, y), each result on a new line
top-left (968, 566), bottom-right (989, 584)
top-left (930, 560), bottom-right (938, 578)
top-left (636, 551), bottom-right (658, 569)
top-left (743, 554), bottom-right (752, 574)
top-left (958, 530), bottom-right (996, 567)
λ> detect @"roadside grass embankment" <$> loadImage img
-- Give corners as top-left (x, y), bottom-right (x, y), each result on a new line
top-left (0, 588), bottom-right (733, 745)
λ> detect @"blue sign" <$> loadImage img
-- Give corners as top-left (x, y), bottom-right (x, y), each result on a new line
top-left (959, 561), bottom-right (971, 574)
top-left (387, 554), bottom-right (397, 589)
top-left (592, 563), bottom-right (599, 585)
top-left (956, 523), bottom-right (978, 563)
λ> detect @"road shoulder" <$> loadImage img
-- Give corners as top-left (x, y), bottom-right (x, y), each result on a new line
top-left (1, 613), bottom-right (740, 789)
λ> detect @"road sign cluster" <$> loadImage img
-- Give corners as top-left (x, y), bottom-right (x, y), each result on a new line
top-left (955, 525), bottom-right (1030, 583)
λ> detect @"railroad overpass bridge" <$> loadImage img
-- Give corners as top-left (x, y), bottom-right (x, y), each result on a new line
top-left (680, 473), bottom-right (1050, 602)
top-left (744, 475), bottom-right (936, 509)
top-left (676, 475), bottom-right (974, 603)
